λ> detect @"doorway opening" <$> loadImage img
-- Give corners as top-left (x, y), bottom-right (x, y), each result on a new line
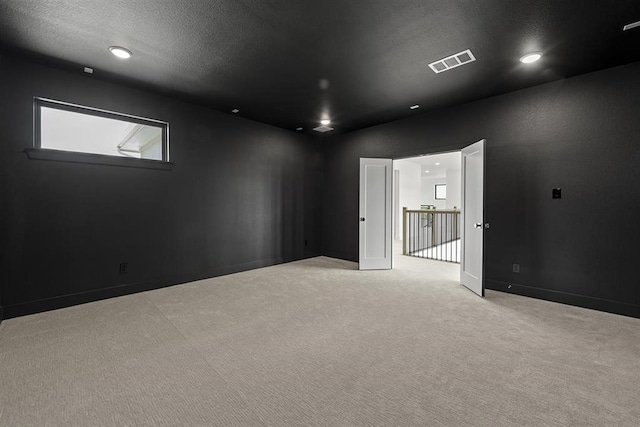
top-left (393, 152), bottom-right (462, 264)
top-left (359, 139), bottom-right (485, 297)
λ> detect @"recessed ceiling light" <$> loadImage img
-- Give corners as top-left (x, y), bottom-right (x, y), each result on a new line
top-left (231, 109), bottom-right (239, 113)
top-left (410, 105), bottom-right (420, 110)
top-left (520, 52), bottom-right (542, 64)
top-left (320, 119), bottom-right (331, 126)
top-left (623, 20), bottom-right (640, 31)
top-left (425, 170), bottom-right (430, 173)
top-left (109, 46), bottom-right (132, 59)
top-left (435, 162), bottom-right (441, 166)
top-left (296, 127), bottom-right (303, 131)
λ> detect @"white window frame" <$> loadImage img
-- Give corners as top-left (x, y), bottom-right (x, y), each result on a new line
top-left (435, 184), bottom-right (447, 200)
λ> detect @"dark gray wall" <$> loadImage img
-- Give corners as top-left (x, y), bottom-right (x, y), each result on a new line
top-left (322, 62), bottom-right (640, 318)
top-left (2, 55), bottom-right (639, 322)
top-left (0, 56), bottom-right (322, 319)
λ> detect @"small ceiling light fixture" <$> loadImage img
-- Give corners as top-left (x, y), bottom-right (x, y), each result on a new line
top-left (109, 46), bottom-right (132, 59)
top-left (410, 105), bottom-right (420, 110)
top-left (520, 52), bottom-right (542, 64)
top-left (623, 20), bottom-right (640, 31)
top-left (425, 170), bottom-right (430, 173)
top-left (435, 162), bottom-right (441, 166)
top-left (296, 127), bottom-right (303, 131)
top-left (83, 67), bottom-right (94, 74)
top-left (320, 119), bottom-right (331, 126)
top-left (231, 109), bottom-right (239, 113)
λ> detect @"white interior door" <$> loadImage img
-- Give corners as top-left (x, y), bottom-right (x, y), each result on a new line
top-left (359, 158), bottom-right (392, 270)
top-left (460, 139), bottom-right (485, 296)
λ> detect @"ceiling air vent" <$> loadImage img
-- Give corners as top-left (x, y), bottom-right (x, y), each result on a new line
top-left (428, 49), bottom-right (476, 74)
top-left (313, 125), bottom-right (334, 133)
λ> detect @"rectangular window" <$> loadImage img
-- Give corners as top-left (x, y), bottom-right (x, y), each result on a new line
top-left (34, 98), bottom-right (169, 162)
top-left (435, 184), bottom-right (447, 200)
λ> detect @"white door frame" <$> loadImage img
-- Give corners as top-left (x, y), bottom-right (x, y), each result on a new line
top-left (360, 144), bottom-right (486, 298)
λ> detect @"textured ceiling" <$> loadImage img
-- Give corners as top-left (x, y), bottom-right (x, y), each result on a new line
top-left (1, 0), bottom-right (640, 133)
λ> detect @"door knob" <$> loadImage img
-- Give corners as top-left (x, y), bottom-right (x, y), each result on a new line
top-left (484, 223), bottom-right (490, 229)
top-left (474, 223), bottom-right (482, 228)
top-left (360, 217), bottom-right (366, 222)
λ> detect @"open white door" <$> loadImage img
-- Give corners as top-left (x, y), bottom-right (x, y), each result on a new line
top-left (460, 139), bottom-right (486, 296)
top-left (359, 158), bottom-right (392, 270)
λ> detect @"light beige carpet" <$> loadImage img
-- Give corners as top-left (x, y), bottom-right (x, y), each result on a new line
top-left (1, 255), bottom-right (639, 426)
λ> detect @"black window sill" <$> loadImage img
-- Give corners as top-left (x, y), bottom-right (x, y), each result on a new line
top-left (24, 148), bottom-right (174, 171)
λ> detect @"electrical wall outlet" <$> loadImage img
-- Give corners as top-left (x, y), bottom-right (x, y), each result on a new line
top-left (119, 262), bottom-right (128, 274)
top-left (512, 263), bottom-right (520, 273)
